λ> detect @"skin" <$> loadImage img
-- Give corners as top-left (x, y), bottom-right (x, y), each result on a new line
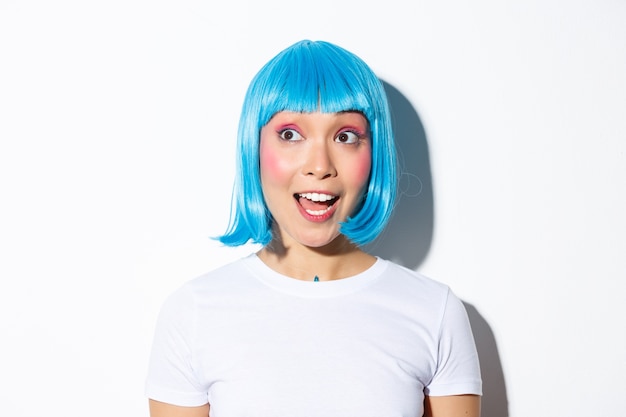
top-left (425, 395), bottom-right (481, 417)
top-left (149, 395), bottom-right (481, 416)
top-left (149, 400), bottom-right (209, 417)
top-left (149, 111), bottom-right (481, 417)
top-left (257, 111), bottom-right (375, 280)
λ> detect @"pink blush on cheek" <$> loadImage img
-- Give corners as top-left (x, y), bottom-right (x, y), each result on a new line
top-left (259, 143), bottom-right (289, 181)
top-left (352, 151), bottom-right (372, 185)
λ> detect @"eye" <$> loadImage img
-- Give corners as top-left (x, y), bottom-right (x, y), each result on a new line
top-left (279, 128), bottom-right (303, 141)
top-left (335, 131), bottom-right (359, 144)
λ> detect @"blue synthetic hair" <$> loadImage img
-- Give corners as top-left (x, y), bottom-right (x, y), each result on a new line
top-left (218, 40), bottom-right (397, 247)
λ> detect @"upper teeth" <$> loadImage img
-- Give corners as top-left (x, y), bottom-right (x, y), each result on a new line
top-left (299, 192), bottom-right (335, 202)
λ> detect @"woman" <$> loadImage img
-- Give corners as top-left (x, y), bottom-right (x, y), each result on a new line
top-left (146, 40), bottom-right (482, 417)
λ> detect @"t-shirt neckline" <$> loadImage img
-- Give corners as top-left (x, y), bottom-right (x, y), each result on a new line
top-left (242, 253), bottom-right (387, 298)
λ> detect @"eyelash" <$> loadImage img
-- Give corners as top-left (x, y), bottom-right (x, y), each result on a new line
top-left (278, 128), bottom-right (303, 141)
top-left (335, 130), bottom-right (362, 144)
top-left (277, 128), bottom-right (364, 144)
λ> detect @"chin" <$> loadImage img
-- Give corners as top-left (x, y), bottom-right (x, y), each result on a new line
top-left (299, 232), bottom-right (349, 249)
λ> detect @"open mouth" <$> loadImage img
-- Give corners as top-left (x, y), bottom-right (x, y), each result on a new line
top-left (295, 192), bottom-right (339, 216)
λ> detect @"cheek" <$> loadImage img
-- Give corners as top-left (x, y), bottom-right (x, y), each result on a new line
top-left (259, 142), bottom-right (290, 184)
top-left (351, 150), bottom-right (372, 188)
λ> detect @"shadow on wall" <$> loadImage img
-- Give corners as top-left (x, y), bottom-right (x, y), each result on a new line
top-left (367, 81), bottom-right (509, 417)
top-left (464, 302), bottom-right (509, 417)
top-left (364, 81), bottom-right (433, 269)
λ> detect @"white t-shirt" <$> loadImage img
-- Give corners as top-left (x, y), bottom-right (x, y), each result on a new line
top-left (146, 255), bottom-right (482, 417)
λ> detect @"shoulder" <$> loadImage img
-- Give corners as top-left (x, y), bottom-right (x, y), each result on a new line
top-left (376, 259), bottom-right (452, 299)
top-left (187, 254), bottom-right (262, 291)
top-left (372, 259), bottom-right (471, 325)
top-left (160, 255), bottom-right (259, 312)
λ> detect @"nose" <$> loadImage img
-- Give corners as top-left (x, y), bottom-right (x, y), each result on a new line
top-left (302, 140), bottom-right (337, 179)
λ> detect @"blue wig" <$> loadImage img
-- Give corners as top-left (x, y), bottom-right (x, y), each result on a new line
top-left (218, 40), bottom-right (397, 246)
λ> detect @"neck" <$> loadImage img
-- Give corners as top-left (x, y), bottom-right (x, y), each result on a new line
top-left (257, 236), bottom-right (375, 282)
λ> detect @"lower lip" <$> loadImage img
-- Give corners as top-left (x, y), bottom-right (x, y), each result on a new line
top-left (296, 200), bottom-right (338, 222)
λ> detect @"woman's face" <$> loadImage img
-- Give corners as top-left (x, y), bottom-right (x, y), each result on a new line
top-left (259, 111), bottom-right (372, 249)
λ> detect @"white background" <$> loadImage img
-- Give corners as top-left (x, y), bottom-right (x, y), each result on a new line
top-left (1, 1), bottom-right (625, 416)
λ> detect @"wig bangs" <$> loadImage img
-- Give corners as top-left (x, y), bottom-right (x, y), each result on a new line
top-left (255, 42), bottom-right (375, 127)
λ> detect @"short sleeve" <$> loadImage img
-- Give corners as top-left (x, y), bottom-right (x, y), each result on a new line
top-left (425, 289), bottom-right (483, 396)
top-left (145, 285), bottom-right (209, 406)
